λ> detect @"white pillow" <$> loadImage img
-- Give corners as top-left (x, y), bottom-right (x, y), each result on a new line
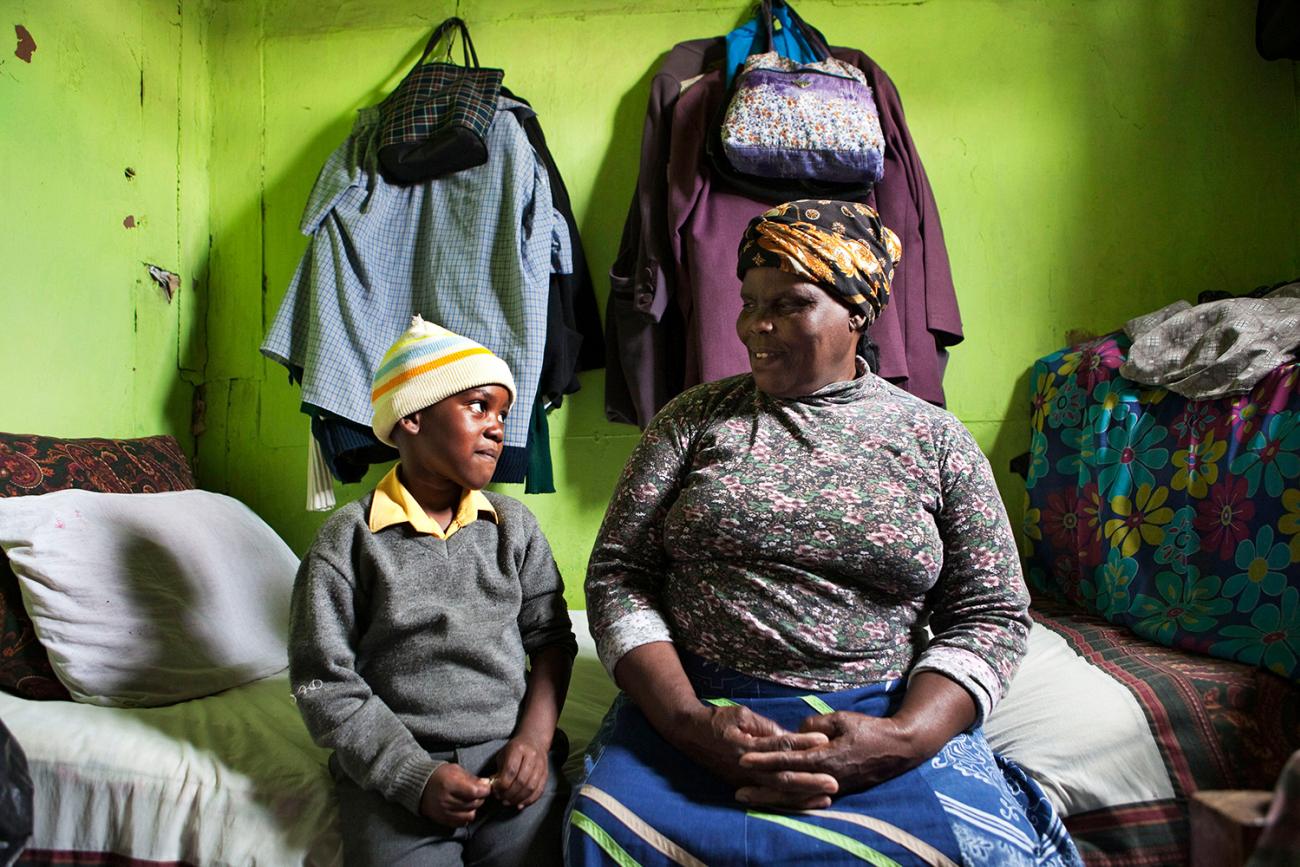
top-left (0, 489), bottom-right (297, 707)
top-left (984, 622), bottom-right (1174, 816)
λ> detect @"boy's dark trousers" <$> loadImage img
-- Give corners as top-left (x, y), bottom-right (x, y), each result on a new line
top-left (331, 737), bottom-right (568, 867)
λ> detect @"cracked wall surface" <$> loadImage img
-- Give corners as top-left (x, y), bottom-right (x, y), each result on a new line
top-left (2, 0), bottom-right (210, 445)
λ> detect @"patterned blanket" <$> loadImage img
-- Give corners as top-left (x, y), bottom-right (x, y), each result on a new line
top-left (1024, 332), bottom-right (1300, 684)
top-left (1032, 601), bottom-right (1300, 866)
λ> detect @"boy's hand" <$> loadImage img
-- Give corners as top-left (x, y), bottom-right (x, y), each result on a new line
top-left (420, 763), bottom-right (491, 827)
top-left (492, 735), bottom-right (549, 809)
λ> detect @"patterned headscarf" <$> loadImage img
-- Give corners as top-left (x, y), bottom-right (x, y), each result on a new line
top-left (736, 200), bottom-right (902, 323)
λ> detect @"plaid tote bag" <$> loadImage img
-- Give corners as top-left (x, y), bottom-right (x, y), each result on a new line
top-left (376, 17), bottom-right (503, 184)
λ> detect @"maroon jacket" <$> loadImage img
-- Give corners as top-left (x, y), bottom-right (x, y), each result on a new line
top-left (606, 37), bottom-right (963, 427)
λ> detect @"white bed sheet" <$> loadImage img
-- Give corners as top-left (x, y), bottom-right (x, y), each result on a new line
top-left (1, 672), bottom-right (340, 866)
top-left (1, 614), bottom-right (613, 866)
top-left (0, 615), bottom-right (613, 867)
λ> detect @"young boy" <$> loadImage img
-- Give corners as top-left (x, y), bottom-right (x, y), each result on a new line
top-left (289, 316), bottom-right (576, 867)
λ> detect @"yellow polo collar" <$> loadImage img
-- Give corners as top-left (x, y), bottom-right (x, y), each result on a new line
top-left (368, 465), bottom-right (496, 540)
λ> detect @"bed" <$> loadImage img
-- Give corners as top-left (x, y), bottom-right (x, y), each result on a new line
top-left (0, 431), bottom-right (621, 866)
top-left (0, 432), bottom-right (340, 866)
top-left (5, 602), bottom-right (1289, 866)
top-left (0, 674), bottom-right (338, 866)
top-left (0, 426), bottom-right (1296, 866)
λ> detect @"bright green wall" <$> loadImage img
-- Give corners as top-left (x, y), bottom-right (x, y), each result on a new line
top-left (1, 0), bottom-right (210, 443)
top-left (5, 1), bottom-right (1298, 610)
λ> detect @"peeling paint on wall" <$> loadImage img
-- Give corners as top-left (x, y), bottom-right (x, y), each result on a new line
top-left (13, 25), bottom-right (35, 63)
top-left (144, 264), bottom-right (180, 301)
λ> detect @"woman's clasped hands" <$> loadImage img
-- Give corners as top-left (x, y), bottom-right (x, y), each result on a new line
top-left (733, 707), bottom-right (935, 811)
top-left (672, 702), bottom-right (841, 809)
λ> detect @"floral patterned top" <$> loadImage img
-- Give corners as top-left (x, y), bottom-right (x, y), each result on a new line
top-left (585, 370), bottom-right (1031, 721)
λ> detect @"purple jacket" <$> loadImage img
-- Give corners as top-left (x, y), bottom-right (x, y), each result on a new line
top-left (606, 37), bottom-right (963, 427)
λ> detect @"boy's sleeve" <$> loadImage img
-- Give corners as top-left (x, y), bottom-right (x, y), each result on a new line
top-left (289, 547), bottom-right (442, 815)
top-left (515, 509), bottom-right (578, 659)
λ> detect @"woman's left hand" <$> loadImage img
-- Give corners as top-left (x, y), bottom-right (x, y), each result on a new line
top-left (735, 711), bottom-right (925, 806)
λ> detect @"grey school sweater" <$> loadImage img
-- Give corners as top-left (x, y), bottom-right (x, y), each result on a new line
top-left (288, 492), bottom-right (576, 814)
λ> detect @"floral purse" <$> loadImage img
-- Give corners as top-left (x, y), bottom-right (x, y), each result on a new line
top-left (719, 2), bottom-right (885, 184)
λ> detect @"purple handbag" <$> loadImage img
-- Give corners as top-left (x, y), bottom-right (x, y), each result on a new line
top-left (720, 5), bottom-right (884, 184)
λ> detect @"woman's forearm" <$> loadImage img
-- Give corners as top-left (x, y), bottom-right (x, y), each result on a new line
top-left (612, 641), bottom-right (706, 735)
top-left (890, 671), bottom-right (977, 759)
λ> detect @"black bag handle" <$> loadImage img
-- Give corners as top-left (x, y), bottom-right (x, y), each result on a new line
top-left (758, 0), bottom-right (777, 53)
top-left (784, 3), bottom-right (831, 60)
top-left (411, 17), bottom-right (480, 72)
top-left (755, 0), bottom-right (830, 61)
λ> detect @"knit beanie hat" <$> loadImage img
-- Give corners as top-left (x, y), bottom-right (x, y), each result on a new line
top-left (370, 315), bottom-right (517, 447)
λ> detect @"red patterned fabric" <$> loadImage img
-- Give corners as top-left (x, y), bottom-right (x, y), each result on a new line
top-left (0, 433), bottom-right (195, 701)
top-left (1032, 599), bottom-right (1300, 866)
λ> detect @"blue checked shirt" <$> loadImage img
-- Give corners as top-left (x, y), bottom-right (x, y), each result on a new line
top-left (262, 98), bottom-right (571, 478)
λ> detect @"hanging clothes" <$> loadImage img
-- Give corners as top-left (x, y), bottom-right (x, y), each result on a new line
top-left (262, 97), bottom-right (574, 485)
top-left (504, 88), bottom-right (606, 408)
top-left (603, 39), bottom-right (716, 427)
top-left (308, 405), bottom-right (396, 484)
top-left (1119, 282), bottom-right (1300, 399)
top-left (605, 36), bottom-right (963, 428)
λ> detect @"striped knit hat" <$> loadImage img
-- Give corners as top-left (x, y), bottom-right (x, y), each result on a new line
top-left (370, 315), bottom-right (517, 447)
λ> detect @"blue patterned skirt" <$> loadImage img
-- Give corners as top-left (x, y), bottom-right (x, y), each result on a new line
top-left (565, 656), bottom-right (1080, 867)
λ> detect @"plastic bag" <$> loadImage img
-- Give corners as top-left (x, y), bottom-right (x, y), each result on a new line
top-left (0, 719), bottom-right (32, 866)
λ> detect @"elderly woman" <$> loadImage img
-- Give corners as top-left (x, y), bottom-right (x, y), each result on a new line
top-left (569, 201), bottom-right (1079, 866)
